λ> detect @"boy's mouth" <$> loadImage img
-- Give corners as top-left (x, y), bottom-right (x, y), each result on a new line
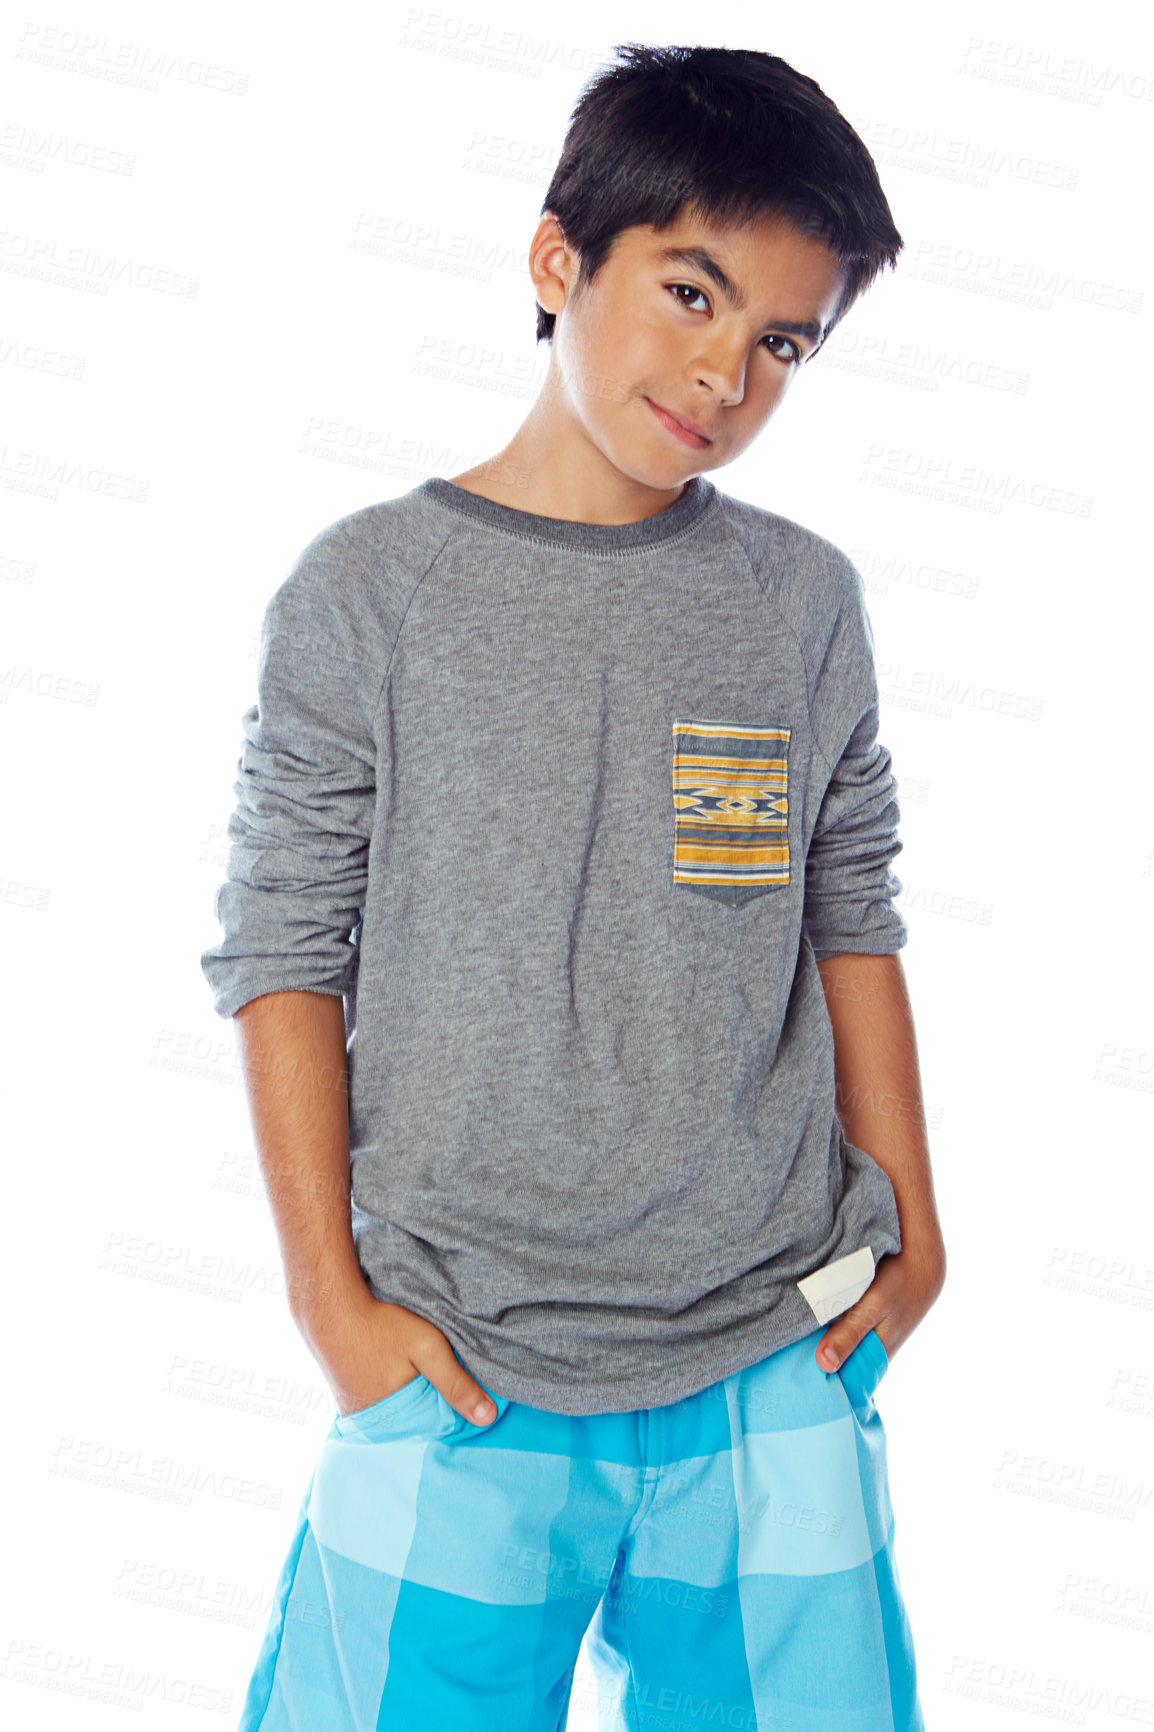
top-left (645, 398), bottom-right (712, 449)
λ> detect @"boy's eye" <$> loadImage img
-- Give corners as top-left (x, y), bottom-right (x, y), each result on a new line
top-left (760, 334), bottom-right (803, 365)
top-left (668, 282), bottom-right (711, 314)
top-left (666, 283), bottom-right (802, 365)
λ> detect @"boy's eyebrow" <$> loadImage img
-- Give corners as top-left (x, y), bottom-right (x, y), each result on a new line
top-left (655, 244), bottom-right (824, 343)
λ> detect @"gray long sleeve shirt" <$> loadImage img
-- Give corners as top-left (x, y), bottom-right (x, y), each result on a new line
top-left (200, 474), bottom-right (909, 1413)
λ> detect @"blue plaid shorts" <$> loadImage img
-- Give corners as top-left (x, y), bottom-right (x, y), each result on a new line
top-left (239, 1324), bottom-right (924, 1730)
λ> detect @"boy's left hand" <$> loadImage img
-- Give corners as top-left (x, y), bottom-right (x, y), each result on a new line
top-left (816, 1241), bottom-right (945, 1372)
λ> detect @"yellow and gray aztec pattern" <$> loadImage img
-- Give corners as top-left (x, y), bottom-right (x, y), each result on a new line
top-left (672, 719), bottom-right (791, 898)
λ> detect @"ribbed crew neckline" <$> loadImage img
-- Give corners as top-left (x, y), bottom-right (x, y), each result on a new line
top-left (418, 474), bottom-right (717, 555)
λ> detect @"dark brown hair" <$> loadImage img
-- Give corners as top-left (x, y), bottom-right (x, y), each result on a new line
top-left (536, 44), bottom-right (902, 346)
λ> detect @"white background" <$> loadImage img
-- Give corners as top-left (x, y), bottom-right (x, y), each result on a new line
top-left (2, 1), bottom-right (1152, 1725)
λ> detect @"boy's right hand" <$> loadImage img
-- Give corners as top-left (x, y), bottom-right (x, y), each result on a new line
top-left (310, 1295), bottom-right (497, 1427)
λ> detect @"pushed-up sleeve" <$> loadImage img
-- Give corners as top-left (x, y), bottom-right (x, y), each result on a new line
top-left (802, 561), bottom-right (908, 962)
top-left (200, 528), bottom-right (377, 1020)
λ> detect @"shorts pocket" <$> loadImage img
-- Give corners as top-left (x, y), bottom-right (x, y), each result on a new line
top-left (332, 1373), bottom-right (432, 1438)
top-left (672, 718), bottom-right (791, 907)
top-left (835, 1328), bottom-right (889, 1417)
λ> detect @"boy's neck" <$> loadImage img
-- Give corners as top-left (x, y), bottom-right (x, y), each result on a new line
top-left (449, 415), bottom-right (699, 527)
top-left (447, 463), bottom-right (695, 528)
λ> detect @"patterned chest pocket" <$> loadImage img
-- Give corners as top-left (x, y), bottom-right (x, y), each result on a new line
top-left (672, 719), bottom-right (791, 907)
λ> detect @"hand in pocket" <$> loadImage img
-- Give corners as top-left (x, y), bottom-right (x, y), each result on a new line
top-left (308, 1294), bottom-right (498, 1426)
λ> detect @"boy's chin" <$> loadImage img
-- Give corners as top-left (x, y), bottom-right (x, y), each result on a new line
top-left (606, 441), bottom-right (719, 491)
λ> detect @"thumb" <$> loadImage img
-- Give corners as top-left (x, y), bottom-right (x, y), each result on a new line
top-left (816, 1298), bottom-right (878, 1373)
top-left (420, 1337), bottom-right (498, 1425)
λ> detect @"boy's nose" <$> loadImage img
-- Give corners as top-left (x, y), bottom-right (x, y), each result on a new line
top-left (693, 348), bottom-right (748, 406)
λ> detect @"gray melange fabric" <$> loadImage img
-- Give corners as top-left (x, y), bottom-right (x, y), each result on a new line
top-left (200, 474), bottom-right (909, 1413)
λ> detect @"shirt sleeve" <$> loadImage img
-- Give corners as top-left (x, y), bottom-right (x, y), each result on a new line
top-left (802, 560), bottom-right (908, 962)
top-left (199, 527), bottom-right (378, 1020)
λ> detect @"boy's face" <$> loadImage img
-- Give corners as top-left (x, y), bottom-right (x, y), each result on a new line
top-left (538, 210), bottom-right (847, 492)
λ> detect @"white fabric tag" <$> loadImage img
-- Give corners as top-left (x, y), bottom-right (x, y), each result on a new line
top-left (796, 1245), bottom-right (876, 1325)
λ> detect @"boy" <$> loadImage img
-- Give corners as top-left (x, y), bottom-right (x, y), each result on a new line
top-left (201, 42), bottom-right (945, 1732)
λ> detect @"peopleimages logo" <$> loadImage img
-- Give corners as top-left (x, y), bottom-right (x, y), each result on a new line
top-left (853, 117), bottom-right (1079, 191)
top-left (396, 10), bottom-right (605, 75)
top-left (0, 226), bottom-right (199, 298)
top-left (859, 446), bottom-right (1092, 518)
top-left (823, 329), bottom-right (1029, 395)
top-left (904, 238), bottom-right (1142, 314)
top-left (959, 36), bottom-right (1154, 105)
top-left (15, 22), bottom-right (249, 94)
top-left (0, 121), bottom-right (136, 176)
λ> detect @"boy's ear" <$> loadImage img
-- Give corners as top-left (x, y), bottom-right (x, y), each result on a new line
top-left (530, 213), bottom-right (576, 321)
